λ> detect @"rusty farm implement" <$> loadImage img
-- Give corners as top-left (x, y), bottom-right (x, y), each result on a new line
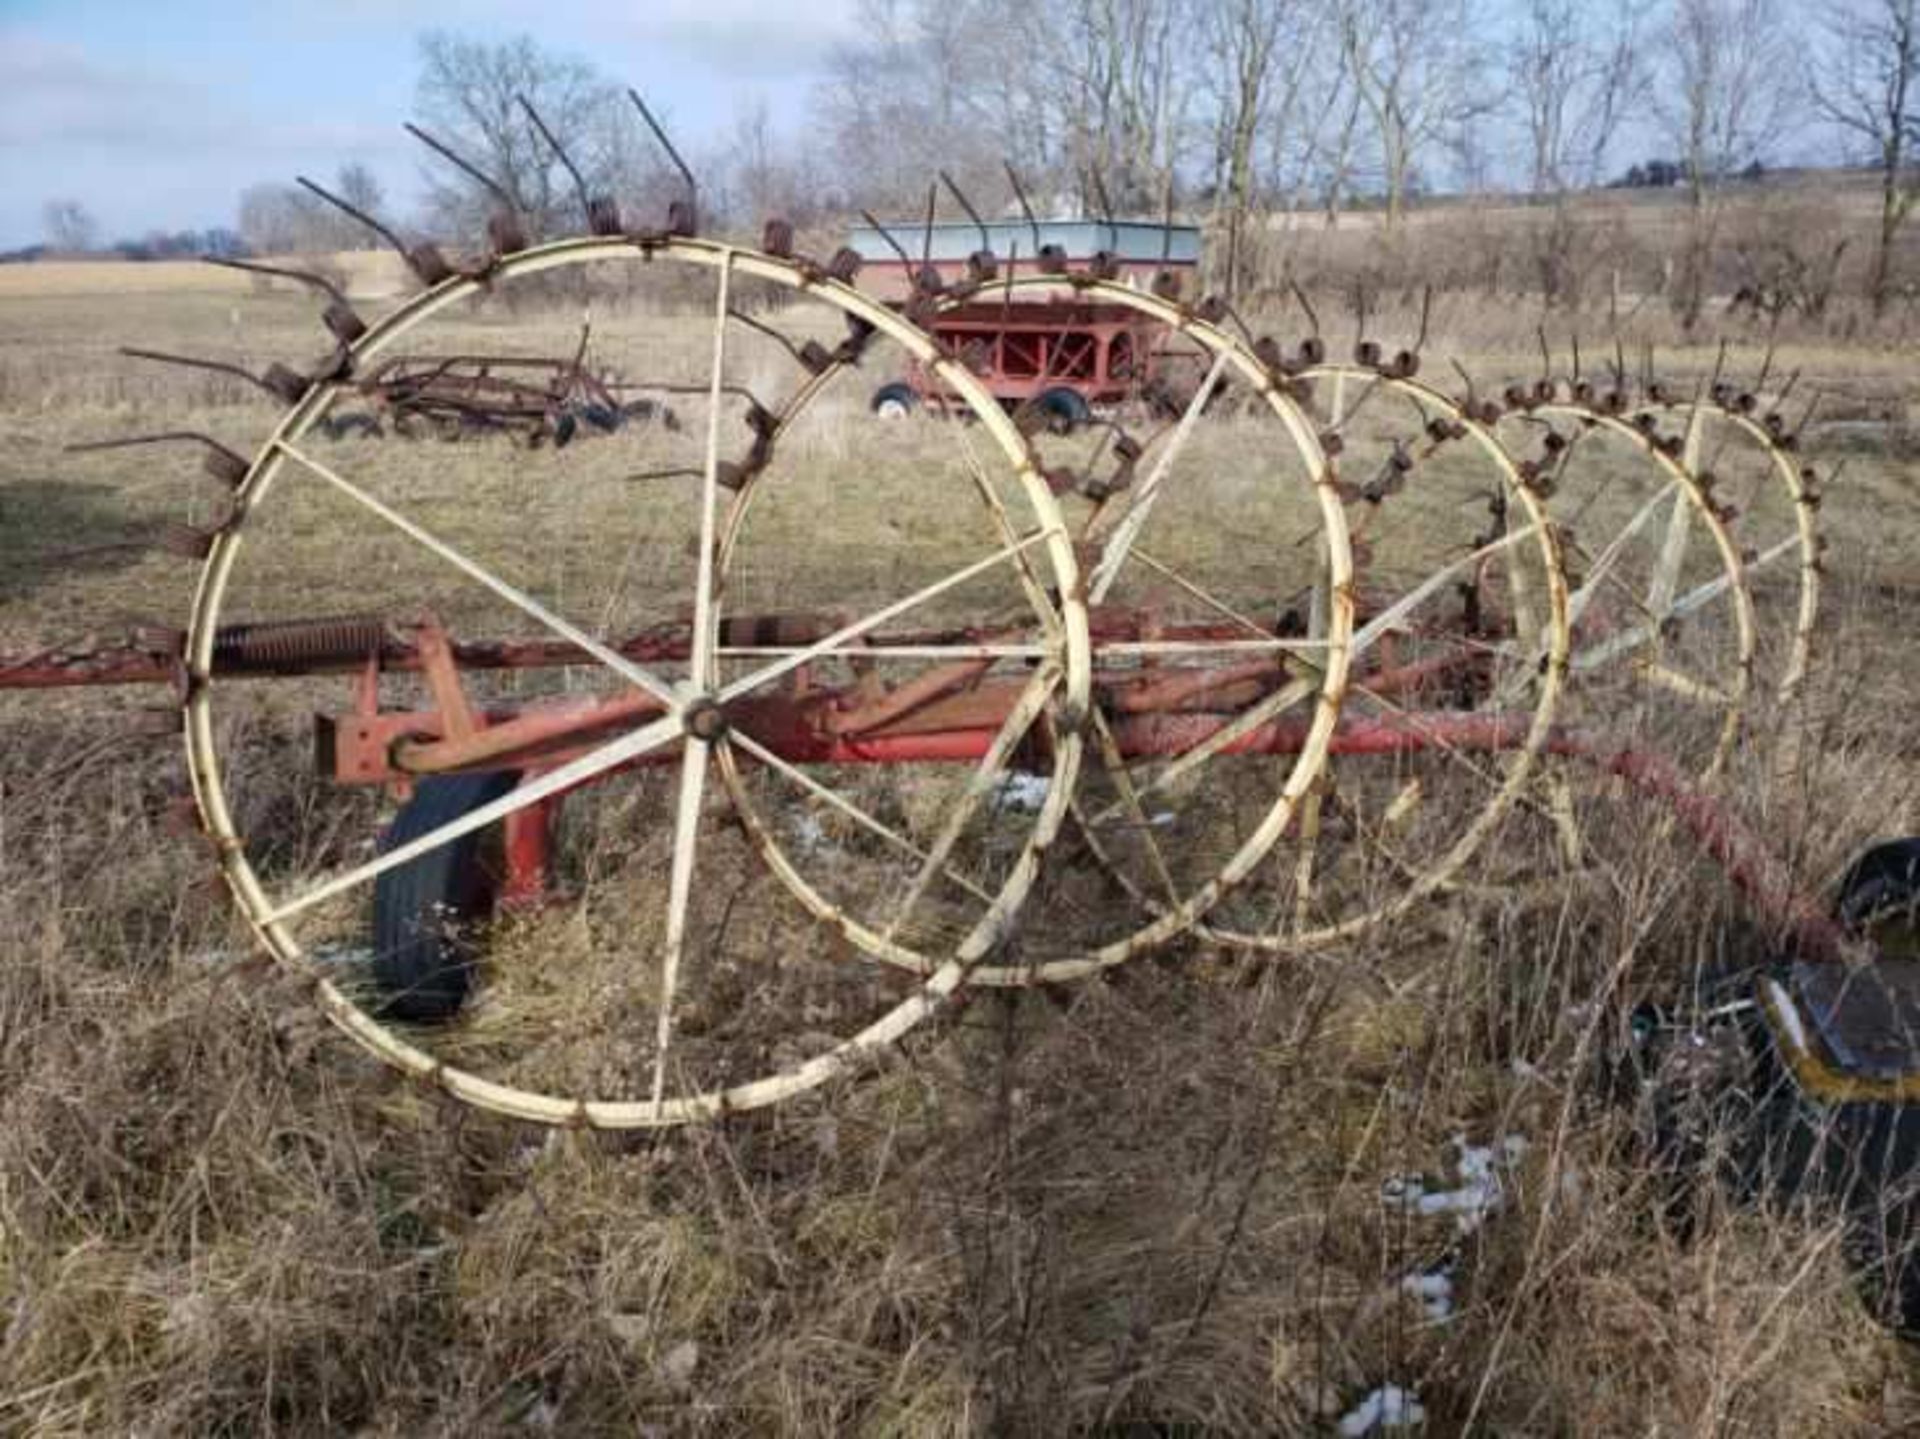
top-left (7, 98), bottom-right (1905, 1179)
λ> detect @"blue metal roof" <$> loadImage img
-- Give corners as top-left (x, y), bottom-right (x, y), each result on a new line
top-left (845, 219), bottom-right (1201, 265)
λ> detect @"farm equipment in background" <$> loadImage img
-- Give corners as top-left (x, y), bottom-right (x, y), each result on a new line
top-left (330, 349), bottom-right (681, 446)
top-left (847, 215), bottom-right (1206, 427)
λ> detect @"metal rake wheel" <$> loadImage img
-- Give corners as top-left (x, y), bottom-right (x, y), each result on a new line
top-left (1636, 389), bottom-right (1822, 704)
top-left (900, 274), bottom-right (1360, 985)
top-left (1194, 363), bottom-right (1572, 953)
top-left (181, 234), bottom-right (1089, 1128)
top-left (1504, 396), bottom-right (1757, 782)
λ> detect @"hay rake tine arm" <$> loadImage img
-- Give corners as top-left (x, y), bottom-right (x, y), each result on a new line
top-left (263, 710), bottom-right (685, 927)
top-left (273, 442), bottom-right (682, 708)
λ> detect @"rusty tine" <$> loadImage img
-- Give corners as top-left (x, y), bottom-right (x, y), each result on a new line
top-left (628, 90), bottom-right (697, 234)
top-left (517, 96), bottom-right (618, 235)
top-left (155, 522), bottom-right (222, 560)
top-left (406, 121), bottom-right (516, 216)
top-left (1003, 161), bottom-right (1044, 255)
top-left (921, 180), bottom-right (936, 276)
top-left (1354, 286), bottom-right (1380, 367)
top-left (205, 257), bottom-right (366, 344)
top-left (940, 170), bottom-right (995, 269)
top-left (859, 210), bottom-right (918, 273)
top-left (120, 347), bottom-right (308, 404)
top-left (299, 175), bottom-right (452, 286)
top-left (67, 431), bottom-right (250, 488)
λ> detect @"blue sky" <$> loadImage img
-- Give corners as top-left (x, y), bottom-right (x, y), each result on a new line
top-left (0, 0), bottom-right (860, 249)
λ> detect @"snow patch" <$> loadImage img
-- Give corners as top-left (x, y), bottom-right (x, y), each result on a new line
top-left (1338, 1384), bottom-right (1426, 1435)
top-left (1399, 1261), bottom-right (1455, 1323)
top-left (1383, 1133), bottom-right (1529, 1236)
top-left (992, 773), bottom-right (1051, 812)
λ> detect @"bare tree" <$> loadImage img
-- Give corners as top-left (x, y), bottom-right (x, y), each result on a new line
top-left (1339, 0), bottom-right (1497, 230)
top-left (333, 163), bottom-right (386, 249)
top-left (236, 170), bottom-right (365, 257)
top-left (1655, 0), bottom-right (1797, 325)
top-left (42, 199), bottom-right (97, 256)
top-left (413, 32), bottom-right (626, 240)
top-left (1202, 0), bottom-right (1336, 293)
top-left (1811, 0), bottom-right (1920, 313)
top-left (1059, 0), bottom-right (1194, 212)
top-left (1510, 0), bottom-right (1645, 305)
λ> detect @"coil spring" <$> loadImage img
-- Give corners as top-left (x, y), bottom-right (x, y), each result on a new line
top-left (211, 616), bottom-right (389, 673)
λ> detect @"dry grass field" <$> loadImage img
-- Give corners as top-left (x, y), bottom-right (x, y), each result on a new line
top-left (2, 241), bottom-right (1920, 1435)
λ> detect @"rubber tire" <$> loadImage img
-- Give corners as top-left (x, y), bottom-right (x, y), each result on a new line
top-left (870, 382), bottom-right (917, 420)
top-left (370, 770), bottom-right (520, 1023)
top-left (1034, 386), bottom-right (1092, 436)
top-left (1835, 837), bottom-right (1920, 934)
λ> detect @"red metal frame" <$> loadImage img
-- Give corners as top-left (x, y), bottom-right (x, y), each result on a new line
top-left (904, 302), bottom-right (1174, 411)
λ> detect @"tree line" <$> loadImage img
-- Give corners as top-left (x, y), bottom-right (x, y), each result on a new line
top-left (31, 3), bottom-right (1920, 319)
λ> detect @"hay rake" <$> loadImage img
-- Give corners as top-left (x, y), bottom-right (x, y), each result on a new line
top-left (5, 102), bottom-right (1854, 1131)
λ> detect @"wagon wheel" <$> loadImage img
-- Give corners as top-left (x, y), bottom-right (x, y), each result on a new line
top-left (1193, 364), bottom-right (1572, 951)
top-left (1637, 390), bottom-right (1821, 703)
top-left (880, 275), bottom-right (1362, 982)
top-left (183, 235), bottom-right (1087, 1128)
top-left (1505, 398), bottom-right (1756, 782)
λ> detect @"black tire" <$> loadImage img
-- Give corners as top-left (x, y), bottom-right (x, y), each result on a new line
top-left (580, 401), bottom-right (624, 433)
top-left (1034, 386), bottom-right (1092, 435)
top-left (1836, 838), bottom-right (1920, 944)
top-left (870, 381), bottom-right (918, 420)
top-left (370, 770), bottom-right (520, 1023)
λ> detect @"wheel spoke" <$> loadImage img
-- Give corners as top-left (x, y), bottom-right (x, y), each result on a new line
top-left (1646, 484), bottom-right (1694, 620)
top-left (1085, 672), bottom-right (1320, 828)
top-left (1129, 546), bottom-right (1281, 642)
top-left (716, 531), bottom-right (1057, 703)
top-left (952, 422), bottom-right (1062, 641)
top-left (1086, 706), bottom-right (1181, 908)
top-left (1088, 350), bottom-right (1231, 604)
top-left (1635, 659), bottom-right (1731, 706)
top-left (882, 663), bottom-right (1061, 945)
top-left (726, 730), bottom-right (996, 906)
top-left (1351, 524), bottom-right (1539, 656)
top-left (264, 709), bottom-right (685, 926)
top-left (650, 736), bottom-right (711, 1112)
top-left (275, 441), bottom-right (682, 708)
top-left (1565, 479), bottom-right (1683, 631)
top-left (690, 257), bottom-right (732, 692)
